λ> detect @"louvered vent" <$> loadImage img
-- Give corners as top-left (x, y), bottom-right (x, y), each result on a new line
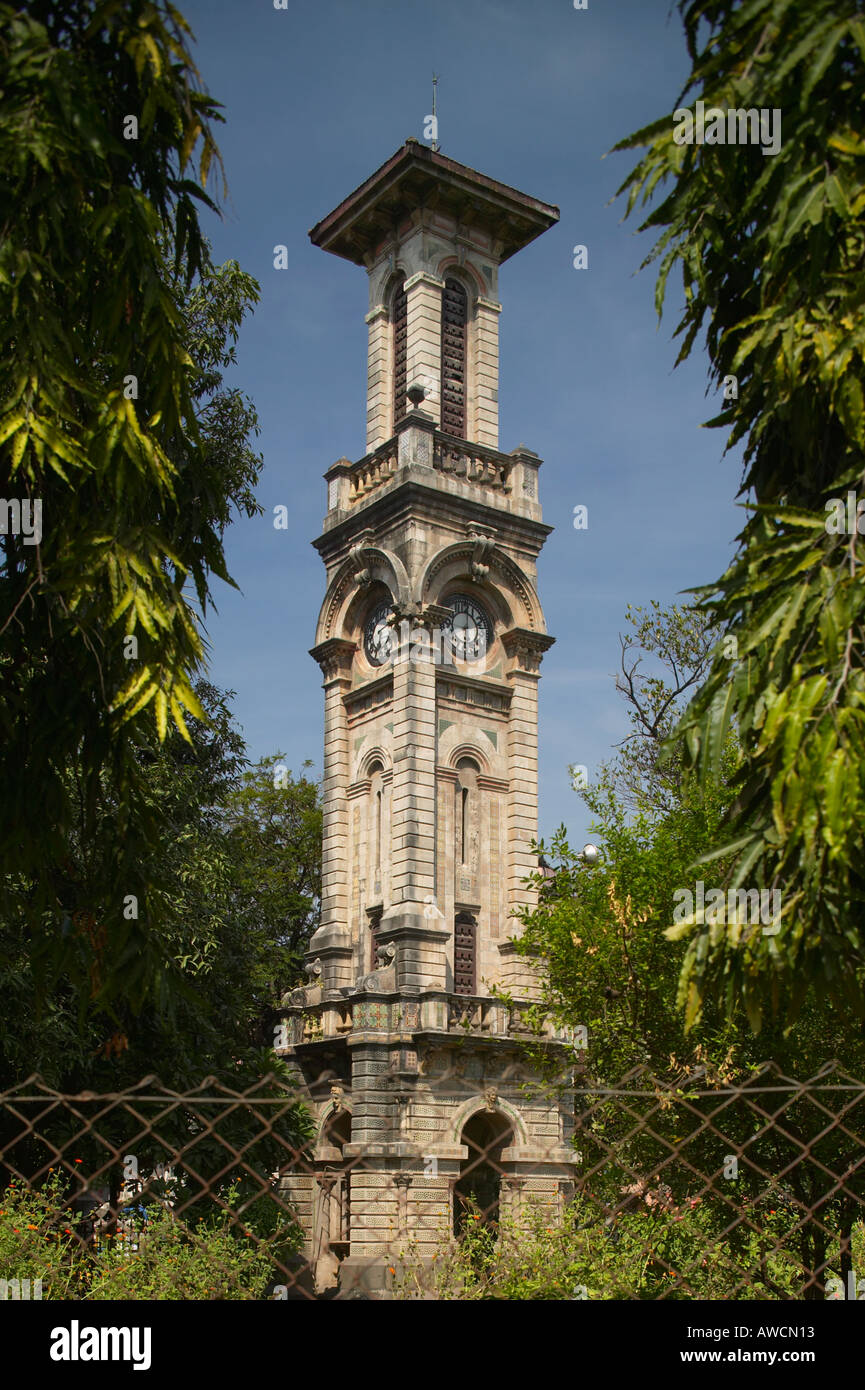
top-left (441, 278), bottom-right (467, 438)
top-left (392, 281), bottom-right (407, 428)
top-left (454, 913), bottom-right (476, 995)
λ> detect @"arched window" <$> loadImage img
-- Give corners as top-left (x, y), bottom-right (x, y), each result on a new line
top-left (368, 761), bottom-right (384, 870)
top-left (392, 279), bottom-right (408, 429)
top-left (455, 758), bottom-right (479, 867)
top-left (441, 277), bottom-right (468, 437)
top-left (368, 762), bottom-right (384, 906)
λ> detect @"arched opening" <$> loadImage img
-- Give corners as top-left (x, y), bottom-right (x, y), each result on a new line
top-left (454, 757), bottom-right (481, 908)
top-left (455, 757), bottom-right (479, 865)
top-left (322, 1108), bottom-right (351, 1153)
top-left (368, 760), bottom-right (384, 883)
top-left (453, 1110), bottom-right (514, 1238)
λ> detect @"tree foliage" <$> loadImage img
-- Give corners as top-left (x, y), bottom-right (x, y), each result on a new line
top-left (596, 601), bottom-right (715, 818)
top-left (0, 682), bottom-right (321, 1229)
top-left (519, 600), bottom-right (865, 1296)
top-left (0, 683), bottom-right (321, 1092)
top-left (225, 754), bottom-right (322, 995)
top-left (0, 1), bottom-right (265, 1008)
top-left (612, 0), bottom-right (865, 1026)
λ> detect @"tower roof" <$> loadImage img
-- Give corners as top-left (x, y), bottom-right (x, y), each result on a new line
top-left (308, 139), bottom-right (559, 266)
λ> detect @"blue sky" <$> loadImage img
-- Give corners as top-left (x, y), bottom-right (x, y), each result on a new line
top-left (181, 0), bottom-right (744, 846)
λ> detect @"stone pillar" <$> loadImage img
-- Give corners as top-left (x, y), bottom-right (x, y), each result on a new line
top-left (497, 940), bottom-right (545, 1000)
top-left (404, 271), bottom-right (444, 427)
top-left (501, 630), bottom-right (554, 913)
top-left (393, 1172), bottom-right (412, 1240)
top-left (380, 604), bottom-right (451, 989)
top-left (307, 638), bottom-right (356, 989)
top-left (313, 1174), bottom-right (339, 1292)
top-left (507, 445), bottom-right (544, 523)
top-left (365, 304), bottom-right (390, 452)
top-left (324, 457), bottom-right (353, 516)
top-left (346, 1038), bottom-right (395, 1150)
top-left (500, 1174), bottom-right (526, 1221)
top-left (278, 1170), bottom-right (315, 1263)
top-left (474, 295), bottom-right (501, 449)
top-left (389, 619), bottom-right (437, 906)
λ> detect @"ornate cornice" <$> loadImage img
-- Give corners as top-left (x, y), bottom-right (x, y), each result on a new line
top-left (310, 637), bottom-right (356, 682)
top-left (501, 627), bottom-right (555, 674)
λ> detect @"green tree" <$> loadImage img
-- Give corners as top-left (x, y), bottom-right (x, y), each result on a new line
top-left (225, 754), bottom-right (322, 997)
top-left (521, 601), bottom-right (865, 1297)
top-left (611, 0), bottom-right (865, 1027)
top-left (0, 684), bottom-right (321, 1091)
top-left (0, 682), bottom-right (319, 1250)
top-left (528, 602), bottom-right (741, 1078)
top-left (0, 2), bottom-right (262, 1011)
top-left (592, 600), bottom-right (715, 819)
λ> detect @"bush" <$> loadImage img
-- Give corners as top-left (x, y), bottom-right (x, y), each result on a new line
top-left (394, 1195), bottom-right (807, 1301)
top-left (0, 1173), bottom-right (87, 1299)
top-left (86, 1205), bottom-right (275, 1300)
top-left (0, 1176), bottom-right (295, 1300)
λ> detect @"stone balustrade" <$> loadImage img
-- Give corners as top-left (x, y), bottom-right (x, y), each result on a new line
top-left (432, 436), bottom-right (511, 492)
top-left (280, 992), bottom-right (568, 1047)
top-left (346, 441), bottom-right (399, 503)
top-left (335, 430), bottom-right (514, 512)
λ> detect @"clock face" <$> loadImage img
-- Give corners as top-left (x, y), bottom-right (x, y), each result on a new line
top-left (441, 594), bottom-right (492, 661)
top-left (364, 601), bottom-right (395, 666)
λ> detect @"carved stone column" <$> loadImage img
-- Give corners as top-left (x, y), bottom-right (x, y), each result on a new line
top-left (501, 628), bottom-right (555, 913)
top-left (313, 1173), bottom-right (339, 1292)
top-left (308, 638), bottom-right (356, 990)
top-left (381, 604), bottom-right (450, 991)
top-left (393, 1172), bottom-right (412, 1238)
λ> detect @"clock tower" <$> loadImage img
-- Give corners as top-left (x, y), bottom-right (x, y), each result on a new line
top-left (279, 139), bottom-right (576, 1298)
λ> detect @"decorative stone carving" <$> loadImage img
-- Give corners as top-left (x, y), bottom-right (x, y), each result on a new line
top-left (467, 523), bottom-right (496, 581)
top-left (501, 627), bottom-right (555, 674)
top-left (348, 530), bottom-right (376, 587)
top-left (375, 940), bottom-right (396, 969)
top-left (309, 637), bottom-right (356, 683)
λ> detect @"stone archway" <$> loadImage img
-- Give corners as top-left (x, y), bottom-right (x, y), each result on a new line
top-left (453, 1109), bottom-right (514, 1237)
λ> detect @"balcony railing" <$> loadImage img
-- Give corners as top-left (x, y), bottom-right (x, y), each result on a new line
top-left (280, 993), bottom-right (568, 1048)
top-left (340, 431), bottom-right (514, 510)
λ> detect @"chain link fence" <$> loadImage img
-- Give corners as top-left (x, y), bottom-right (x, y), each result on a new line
top-left (1, 1063), bottom-right (863, 1300)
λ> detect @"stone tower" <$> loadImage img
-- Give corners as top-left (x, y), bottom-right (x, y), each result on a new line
top-left (279, 139), bottom-right (576, 1298)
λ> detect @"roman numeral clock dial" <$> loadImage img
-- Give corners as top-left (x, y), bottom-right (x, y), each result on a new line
top-left (441, 594), bottom-right (492, 661)
top-left (364, 601), bottom-right (395, 666)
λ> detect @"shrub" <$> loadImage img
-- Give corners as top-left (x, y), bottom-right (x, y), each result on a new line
top-left (0, 1173), bottom-right (86, 1299)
